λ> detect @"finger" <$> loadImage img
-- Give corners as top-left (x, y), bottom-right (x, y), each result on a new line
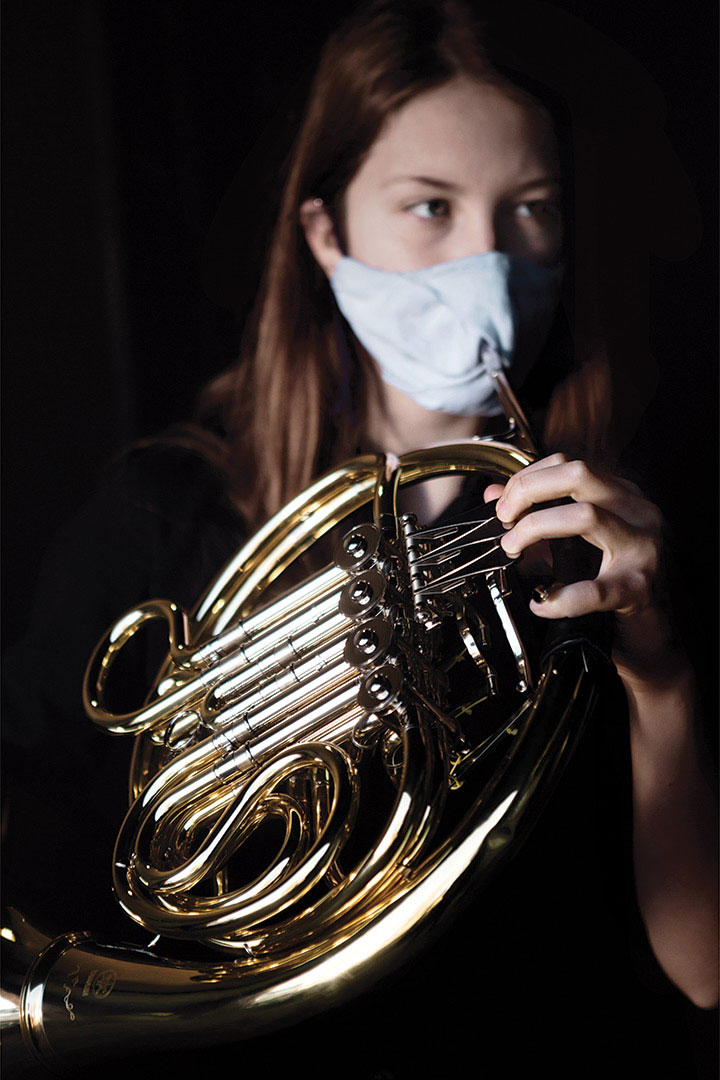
top-left (508, 452), bottom-right (570, 476)
top-left (529, 573), bottom-right (650, 620)
top-left (483, 483), bottom-right (506, 503)
top-left (492, 454), bottom-right (570, 516)
top-left (500, 501), bottom-right (624, 557)
top-left (497, 459), bottom-right (659, 531)
top-left (499, 453), bottom-right (642, 494)
top-left (483, 454), bottom-right (570, 508)
top-left (498, 460), bottom-right (624, 518)
top-left (506, 504), bottom-right (660, 590)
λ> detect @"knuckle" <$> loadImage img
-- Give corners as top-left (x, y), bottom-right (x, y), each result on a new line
top-left (507, 517), bottom-right (529, 549)
top-left (639, 570), bottom-right (653, 605)
top-left (575, 501), bottom-right (599, 531)
top-left (625, 568), bottom-right (653, 608)
top-left (632, 532), bottom-right (660, 575)
top-left (644, 537), bottom-right (660, 577)
top-left (514, 471), bottom-right (530, 496)
top-left (568, 458), bottom-right (592, 488)
top-left (504, 472), bottom-right (526, 512)
top-left (593, 577), bottom-right (611, 609)
top-left (645, 503), bottom-right (663, 535)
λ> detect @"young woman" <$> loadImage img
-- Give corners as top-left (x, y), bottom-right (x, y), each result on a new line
top-left (217, 0), bottom-right (718, 1006)
top-left (4, 1), bottom-right (717, 1076)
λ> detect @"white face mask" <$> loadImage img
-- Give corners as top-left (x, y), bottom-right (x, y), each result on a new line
top-left (329, 251), bottom-right (563, 416)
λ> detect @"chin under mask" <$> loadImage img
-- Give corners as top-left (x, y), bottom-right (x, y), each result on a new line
top-left (329, 251), bottom-right (563, 417)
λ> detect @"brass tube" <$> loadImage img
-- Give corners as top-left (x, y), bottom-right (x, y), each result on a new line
top-left (189, 563), bottom-right (348, 667)
top-left (5, 648), bottom-right (600, 1076)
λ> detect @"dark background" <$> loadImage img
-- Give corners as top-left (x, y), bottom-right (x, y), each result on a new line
top-left (1, 0), bottom-right (718, 652)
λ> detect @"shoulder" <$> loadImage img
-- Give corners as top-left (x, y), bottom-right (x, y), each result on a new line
top-left (95, 433), bottom-right (248, 607)
top-left (105, 432), bottom-right (239, 529)
top-left (27, 431), bottom-right (248, 646)
top-left (33, 436), bottom-right (242, 595)
top-left (3, 435), bottom-right (248, 746)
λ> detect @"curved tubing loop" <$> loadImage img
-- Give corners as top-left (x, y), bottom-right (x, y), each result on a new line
top-left (12, 645), bottom-right (600, 1078)
top-left (194, 455), bottom-right (385, 636)
top-left (82, 572), bottom-right (351, 739)
top-left (114, 743), bottom-right (360, 939)
top-left (113, 697), bottom-right (446, 952)
top-left (192, 442), bottom-right (532, 642)
top-left (114, 667), bottom-right (364, 880)
top-left (83, 599), bottom-right (192, 734)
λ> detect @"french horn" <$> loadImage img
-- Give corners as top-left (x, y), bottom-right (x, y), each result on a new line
top-left (1, 372), bottom-right (608, 1075)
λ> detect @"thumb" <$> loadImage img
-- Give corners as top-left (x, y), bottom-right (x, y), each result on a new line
top-left (483, 483), bottom-right (506, 503)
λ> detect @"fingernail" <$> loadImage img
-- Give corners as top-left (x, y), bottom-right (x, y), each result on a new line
top-left (532, 586), bottom-right (550, 604)
top-left (501, 531), bottom-right (520, 557)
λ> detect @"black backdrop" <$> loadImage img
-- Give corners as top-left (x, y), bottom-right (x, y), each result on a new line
top-left (1, 2), bottom-right (718, 1074)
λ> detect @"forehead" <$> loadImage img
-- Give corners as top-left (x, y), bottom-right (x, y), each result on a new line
top-left (356, 76), bottom-right (559, 188)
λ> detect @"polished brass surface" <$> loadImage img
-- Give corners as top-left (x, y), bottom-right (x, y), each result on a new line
top-left (3, 438), bottom-right (605, 1075)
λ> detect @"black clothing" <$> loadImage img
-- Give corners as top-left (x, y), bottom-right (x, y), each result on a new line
top-left (2, 444), bottom-right (706, 1079)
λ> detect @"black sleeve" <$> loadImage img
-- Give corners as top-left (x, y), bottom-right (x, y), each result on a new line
top-left (1, 444), bottom-right (245, 934)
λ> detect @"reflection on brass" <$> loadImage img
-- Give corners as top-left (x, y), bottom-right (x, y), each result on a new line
top-left (2, 438), bottom-right (604, 1074)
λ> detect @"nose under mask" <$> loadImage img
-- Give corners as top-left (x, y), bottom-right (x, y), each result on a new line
top-left (329, 251), bottom-right (563, 416)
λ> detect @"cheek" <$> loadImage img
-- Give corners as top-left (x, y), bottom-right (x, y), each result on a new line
top-left (344, 201), bottom-right (408, 268)
top-left (346, 207), bottom-right (446, 271)
top-left (498, 222), bottom-right (564, 267)
top-left (344, 204), bottom-right (380, 262)
top-left (343, 182), bottom-right (378, 261)
top-left (536, 227), bottom-right (564, 267)
top-left (343, 180), bottom-right (432, 270)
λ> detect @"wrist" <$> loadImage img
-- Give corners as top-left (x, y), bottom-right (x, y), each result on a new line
top-left (612, 602), bottom-right (687, 687)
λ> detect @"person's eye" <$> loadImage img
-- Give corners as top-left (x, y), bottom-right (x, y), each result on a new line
top-left (408, 198), bottom-right (451, 221)
top-left (515, 199), bottom-right (561, 222)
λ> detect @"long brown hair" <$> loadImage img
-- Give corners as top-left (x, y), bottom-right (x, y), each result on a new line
top-left (202, 0), bottom-right (613, 530)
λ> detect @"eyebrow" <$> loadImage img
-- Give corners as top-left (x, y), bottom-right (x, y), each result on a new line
top-left (382, 174), bottom-right (562, 192)
top-left (382, 175), bottom-right (463, 191)
top-left (514, 177), bottom-right (563, 194)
